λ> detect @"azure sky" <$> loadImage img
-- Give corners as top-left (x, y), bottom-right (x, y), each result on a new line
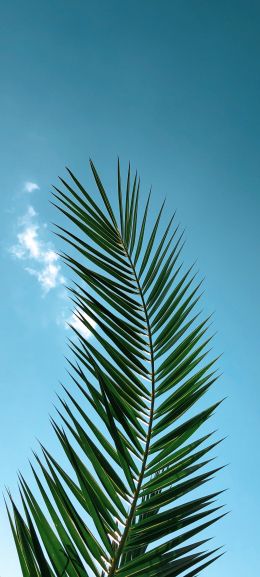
top-left (0, 1), bottom-right (259, 576)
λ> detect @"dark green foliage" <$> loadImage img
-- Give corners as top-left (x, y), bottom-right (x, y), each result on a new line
top-left (8, 160), bottom-right (225, 576)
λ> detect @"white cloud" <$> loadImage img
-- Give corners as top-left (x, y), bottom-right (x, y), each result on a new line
top-left (23, 181), bottom-right (40, 193)
top-left (17, 205), bottom-right (37, 227)
top-left (10, 200), bottom-right (94, 340)
top-left (68, 310), bottom-right (96, 338)
top-left (58, 308), bottom-right (96, 339)
top-left (10, 205), bottom-right (65, 294)
top-left (26, 261), bottom-right (63, 292)
top-left (17, 226), bottom-right (41, 259)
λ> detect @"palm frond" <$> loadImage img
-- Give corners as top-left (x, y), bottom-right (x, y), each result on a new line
top-left (8, 160), bottom-right (226, 577)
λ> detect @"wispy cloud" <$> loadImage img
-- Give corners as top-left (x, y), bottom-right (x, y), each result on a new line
top-left (23, 181), bottom-right (40, 193)
top-left (10, 205), bottom-right (65, 294)
top-left (58, 309), bottom-right (96, 339)
top-left (68, 309), bottom-right (96, 339)
top-left (10, 198), bottom-right (95, 339)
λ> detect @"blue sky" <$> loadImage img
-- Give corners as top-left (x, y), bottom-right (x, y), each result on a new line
top-left (0, 0), bottom-right (260, 575)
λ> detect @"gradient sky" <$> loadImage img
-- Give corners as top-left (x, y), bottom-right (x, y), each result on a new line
top-left (0, 1), bottom-right (260, 575)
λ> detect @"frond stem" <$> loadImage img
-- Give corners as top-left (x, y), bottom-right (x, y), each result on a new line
top-left (107, 240), bottom-right (155, 575)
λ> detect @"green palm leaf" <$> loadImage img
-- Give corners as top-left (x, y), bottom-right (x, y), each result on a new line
top-left (8, 160), bottom-right (226, 577)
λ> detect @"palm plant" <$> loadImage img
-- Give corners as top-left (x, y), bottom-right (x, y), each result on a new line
top-left (7, 160), bottom-right (226, 577)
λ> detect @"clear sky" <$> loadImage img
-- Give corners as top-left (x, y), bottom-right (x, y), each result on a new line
top-left (0, 1), bottom-right (259, 575)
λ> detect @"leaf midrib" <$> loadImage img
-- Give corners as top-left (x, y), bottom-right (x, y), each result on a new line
top-left (107, 239), bottom-right (155, 576)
